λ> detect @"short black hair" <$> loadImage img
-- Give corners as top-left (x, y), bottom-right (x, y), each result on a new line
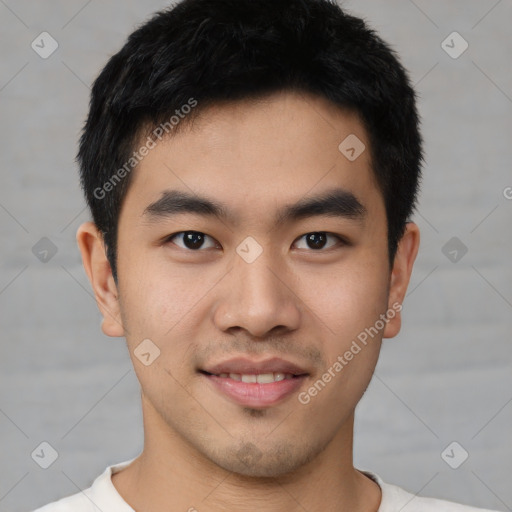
top-left (77, 0), bottom-right (423, 282)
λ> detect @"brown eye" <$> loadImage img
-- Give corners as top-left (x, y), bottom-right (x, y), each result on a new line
top-left (167, 231), bottom-right (218, 250)
top-left (294, 232), bottom-right (343, 250)
top-left (305, 232), bottom-right (327, 249)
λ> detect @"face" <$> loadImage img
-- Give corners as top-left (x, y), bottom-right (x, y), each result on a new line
top-left (79, 90), bottom-right (418, 478)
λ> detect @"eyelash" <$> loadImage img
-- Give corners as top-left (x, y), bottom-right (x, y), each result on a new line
top-left (164, 231), bottom-right (348, 252)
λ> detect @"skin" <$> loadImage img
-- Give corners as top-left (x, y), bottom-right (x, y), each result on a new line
top-left (77, 90), bottom-right (420, 512)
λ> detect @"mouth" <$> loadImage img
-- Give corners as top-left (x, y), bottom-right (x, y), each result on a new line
top-left (198, 358), bottom-right (310, 408)
top-left (200, 356), bottom-right (310, 378)
top-left (199, 370), bottom-right (305, 383)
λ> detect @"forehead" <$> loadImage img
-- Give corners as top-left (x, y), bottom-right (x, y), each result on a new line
top-left (121, 90), bottom-right (383, 225)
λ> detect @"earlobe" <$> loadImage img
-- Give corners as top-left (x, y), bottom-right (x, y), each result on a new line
top-left (76, 221), bottom-right (125, 338)
top-left (383, 222), bottom-right (420, 339)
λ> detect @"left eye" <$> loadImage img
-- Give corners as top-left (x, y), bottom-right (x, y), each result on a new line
top-left (166, 231), bottom-right (219, 250)
top-left (294, 232), bottom-right (342, 250)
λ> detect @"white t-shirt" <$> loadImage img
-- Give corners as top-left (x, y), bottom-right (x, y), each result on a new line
top-left (32, 459), bottom-right (501, 512)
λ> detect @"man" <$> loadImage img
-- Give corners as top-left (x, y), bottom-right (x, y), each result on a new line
top-left (34, 0), bottom-right (501, 510)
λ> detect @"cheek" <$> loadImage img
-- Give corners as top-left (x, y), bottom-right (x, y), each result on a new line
top-left (297, 256), bottom-right (390, 342)
top-left (117, 271), bottom-right (199, 395)
top-left (120, 282), bottom-right (196, 347)
top-left (117, 245), bottom-right (198, 334)
top-left (116, 253), bottom-right (222, 379)
top-left (297, 262), bottom-right (388, 411)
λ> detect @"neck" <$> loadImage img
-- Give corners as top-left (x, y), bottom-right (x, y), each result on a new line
top-left (112, 395), bottom-right (381, 512)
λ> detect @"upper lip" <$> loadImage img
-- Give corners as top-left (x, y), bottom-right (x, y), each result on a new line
top-left (201, 357), bottom-right (309, 376)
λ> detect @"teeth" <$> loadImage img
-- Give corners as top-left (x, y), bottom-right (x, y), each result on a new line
top-left (256, 373), bottom-right (275, 384)
top-left (215, 372), bottom-right (296, 383)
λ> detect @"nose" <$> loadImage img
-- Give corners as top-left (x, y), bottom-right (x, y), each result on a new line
top-left (212, 248), bottom-right (302, 338)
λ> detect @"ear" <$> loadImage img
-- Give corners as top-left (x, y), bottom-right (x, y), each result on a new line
top-left (383, 222), bottom-right (420, 339)
top-left (76, 221), bottom-right (125, 337)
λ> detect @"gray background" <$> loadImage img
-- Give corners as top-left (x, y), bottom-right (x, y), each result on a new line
top-left (1, 1), bottom-right (511, 511)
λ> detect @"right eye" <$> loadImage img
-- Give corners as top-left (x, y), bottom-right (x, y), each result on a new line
top-left (165, 231), bottom-right (220, 251)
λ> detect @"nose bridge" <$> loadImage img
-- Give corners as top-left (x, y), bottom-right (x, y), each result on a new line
top-left (238, 249), bottom-right (280, 301)
top-left (213, 244), bottom-right (301, 336)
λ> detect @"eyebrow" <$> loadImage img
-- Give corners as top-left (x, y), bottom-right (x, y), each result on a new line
top-left (142, 188), bottom-right (367, 226)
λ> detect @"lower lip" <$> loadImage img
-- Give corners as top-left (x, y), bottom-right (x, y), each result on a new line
top-left (202, 373), bottom-right (307, 408)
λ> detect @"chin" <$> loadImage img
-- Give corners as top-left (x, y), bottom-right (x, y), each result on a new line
top-left (210, 440), bottom-right (322, 479)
